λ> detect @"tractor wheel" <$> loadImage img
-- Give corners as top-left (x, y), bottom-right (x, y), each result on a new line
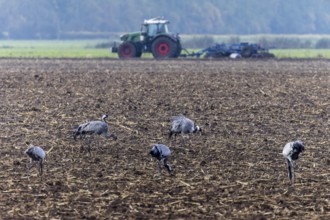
top-left (151, 37), bottom-right (178, 58)
top-left (118, 42), bottom-right (137, 58)
top-left (241, 46), bottom-right (253, 58)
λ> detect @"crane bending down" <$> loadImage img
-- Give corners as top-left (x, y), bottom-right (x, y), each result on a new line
top-left (150, 144), bottom-right (173, 175)
top-left (282, 140), bottom-right (305, 185)
top-left (73, 114), bottom-right (117, 153)
top-left (169, 115), bottom-right (202, 144)
top-left (25, 142), bottom-right (46, 176)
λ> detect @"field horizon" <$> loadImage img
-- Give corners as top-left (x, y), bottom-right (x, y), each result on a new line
top-left (0, 35), bottom-right (330, 58)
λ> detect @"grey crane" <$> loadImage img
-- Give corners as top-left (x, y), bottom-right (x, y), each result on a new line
top-left (150, 144), bottom-right (173, 175)
top-left (169, 115), bottom-right (202, 143)
top-left (282, 140), bottom-right (305, 185)
top-left (25, 142), bottom-right (46, 176)
top-left (73, 114), bottom-right (117, 153)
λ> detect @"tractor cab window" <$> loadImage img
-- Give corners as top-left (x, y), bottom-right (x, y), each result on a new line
top-left (148, 24), bottom-right (158, 36)
top-left (144, 23), bottom-right (169, 36)
top-left (158, 23), bottom-right (169, 34)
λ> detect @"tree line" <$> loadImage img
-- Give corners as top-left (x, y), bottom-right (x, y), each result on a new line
top-left (0, 0), bottom-right (329, 39)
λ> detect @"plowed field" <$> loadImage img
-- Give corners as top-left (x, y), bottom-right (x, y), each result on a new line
top-left (0, 58), bottom-right (329, 219)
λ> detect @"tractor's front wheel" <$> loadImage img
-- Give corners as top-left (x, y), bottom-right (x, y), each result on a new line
top-left (118, 42), bottom-right (137, 58)
top-left (151, 37), bottom-right (178, 58)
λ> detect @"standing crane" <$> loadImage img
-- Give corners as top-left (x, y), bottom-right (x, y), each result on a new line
top-left (74, 114), bottom-right (117, 153)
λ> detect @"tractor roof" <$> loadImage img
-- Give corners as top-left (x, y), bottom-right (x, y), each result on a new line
top-left (143, 17), bottom-right (169, 25)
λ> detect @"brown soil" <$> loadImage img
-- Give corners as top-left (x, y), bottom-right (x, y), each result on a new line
top-left (0, 58), bottom-right (329, 219)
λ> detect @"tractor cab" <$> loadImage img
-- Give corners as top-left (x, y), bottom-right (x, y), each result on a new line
top-left (141, 18), bottom-right (169, 37)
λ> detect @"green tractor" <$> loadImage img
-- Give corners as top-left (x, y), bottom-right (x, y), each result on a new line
top-left (111, 17), bottom-right (182, 59)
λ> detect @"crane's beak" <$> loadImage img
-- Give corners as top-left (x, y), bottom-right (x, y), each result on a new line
top-left (110, 134), bottom-right (117, 140)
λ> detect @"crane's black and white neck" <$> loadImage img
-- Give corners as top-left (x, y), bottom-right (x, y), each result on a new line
top-left (282, 140), bottom-right (304, 185)
top-left (102, 114), bottom-right (108, 122)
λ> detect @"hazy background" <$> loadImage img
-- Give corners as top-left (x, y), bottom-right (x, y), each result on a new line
top-left (0, 0), bottom-right (329, 39)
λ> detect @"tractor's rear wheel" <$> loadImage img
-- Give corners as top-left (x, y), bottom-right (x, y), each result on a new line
top-left (118, 42), bottom-right (137, 58)
top-left (151, 37), bottom-right (178, 58)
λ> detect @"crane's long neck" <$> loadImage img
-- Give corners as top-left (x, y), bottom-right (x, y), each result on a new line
top-left (102, 115), bottom-right (108, 123)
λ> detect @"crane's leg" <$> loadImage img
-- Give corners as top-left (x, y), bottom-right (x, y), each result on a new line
top-left (170, 133), bottom-right (178, 146)
top-left (38, 160), bottom-right (43, 176)
top-left (188, 134), bottom-right (193, 145)
top-left (287, 158), bottom-right (294, 184)
top-left (27, 159), bottom-right (34, 176)
top-left (84, 136), bottom-right (92, 156)
top-left (158, 159), bottom-right (163, 175)
top-left (95, 136), bottom-right (101, 151)
top-left (163, 158), bottom-right (173, 175)
top-left (180, 134), bottom-right (186, 146)
top-left (169, 130), bottom-right (173, 139)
